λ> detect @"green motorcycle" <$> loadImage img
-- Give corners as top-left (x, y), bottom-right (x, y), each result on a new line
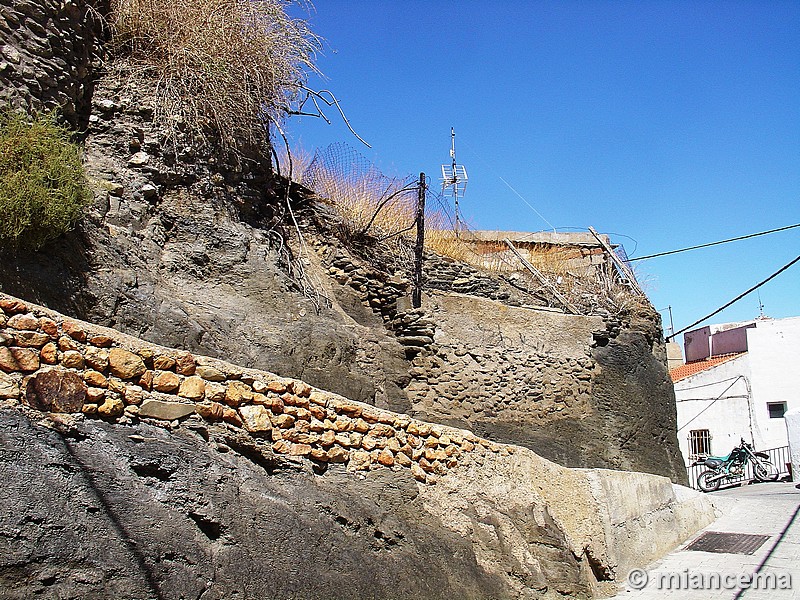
top-left (693, 438), bottom-right (779, 492)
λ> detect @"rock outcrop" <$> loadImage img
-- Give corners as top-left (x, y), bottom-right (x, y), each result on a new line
top-left (0, 293), bottom-right (717, 600)
top-left (3, 0), bottom-right (684, 504)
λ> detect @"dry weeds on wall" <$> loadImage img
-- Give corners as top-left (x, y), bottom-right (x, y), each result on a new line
top-left (104, 0), bottom-right (321, 160)
top-left (293, 142), bottom-right (647, 317)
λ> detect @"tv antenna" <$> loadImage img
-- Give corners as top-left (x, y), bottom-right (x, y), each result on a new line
top-left (441, 128), bottom-right (468, 235)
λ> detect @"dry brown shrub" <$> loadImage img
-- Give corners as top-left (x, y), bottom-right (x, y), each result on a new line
top-left (424, 224), bottom-right (480, 263)
top-left (275, 144), bottom-right (316, 184)
top-left (105, 0), bottom-right (320, 159)
top-left (312, 166), bottom-right (418, 241)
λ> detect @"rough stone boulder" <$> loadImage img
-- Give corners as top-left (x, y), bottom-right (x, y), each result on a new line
top-left (24, 368), bottom-right (86, 413)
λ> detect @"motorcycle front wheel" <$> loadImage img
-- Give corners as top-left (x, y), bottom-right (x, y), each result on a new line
top-left (697, 470), bottom-right (721, 492)
top-left (753, 460), bottom-right (779, 482)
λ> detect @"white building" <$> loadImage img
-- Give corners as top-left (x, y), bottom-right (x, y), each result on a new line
top-left (670, 316), bottom-right (800, 466)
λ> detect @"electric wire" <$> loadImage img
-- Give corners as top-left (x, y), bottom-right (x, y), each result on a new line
top-left (460, 139), bottom-right (557, 232)
top-left (668, 253), bottom-right (800, 341)
top-left (677, 376), bottom-right (745, 432)
top-left (674, 375), bottom-right (743, 392)
top-left (629, 222), bottom-right (800, 262)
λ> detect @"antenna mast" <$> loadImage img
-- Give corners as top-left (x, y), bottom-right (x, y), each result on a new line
top-left (441, 128), bottom-right (468, 235)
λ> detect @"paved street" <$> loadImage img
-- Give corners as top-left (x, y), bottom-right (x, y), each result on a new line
top-left (611, 481), bottom-right (800, 599)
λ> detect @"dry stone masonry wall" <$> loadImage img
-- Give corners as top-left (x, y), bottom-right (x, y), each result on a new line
top-left (314, 242), bottom-right (684, 482)
top-left (404, 294), bottom-right (601, 429)
top-left (0, 293), bottom-right (508, 485)
top-left (323, 248), bottom-right (438, 358)
top-left (86, 72), bottom-right (274, 210)
top-left (0, 0), bottom-right (98, 129)
top-left (408, 342), bottom-right (595, 424)
top-left (423, 252), bottom-right (508, 301)
top-left (325, 249), bottom-right (409, 324)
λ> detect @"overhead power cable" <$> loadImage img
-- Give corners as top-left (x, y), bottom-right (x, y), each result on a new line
top-left (668, 253), bottom-right (800, 341)
top-left (460, 139), bottom-right (557, 233)
top-left (677, 376), bottom-right (745, 432)
top-left (629, 222), bottom-right (800, 262)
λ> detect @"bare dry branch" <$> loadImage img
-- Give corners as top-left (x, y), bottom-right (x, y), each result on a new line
top-left (292, 87), bottom-right (372, 148)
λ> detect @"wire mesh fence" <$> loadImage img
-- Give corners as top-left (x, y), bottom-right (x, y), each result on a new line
top-left (302, 142), bottom-right (419, 243)
top-left (296, 141), bottom-right (640, 316)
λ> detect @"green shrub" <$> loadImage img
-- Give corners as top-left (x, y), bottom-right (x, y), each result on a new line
top-left (0, 110), bottom-right (92, 251)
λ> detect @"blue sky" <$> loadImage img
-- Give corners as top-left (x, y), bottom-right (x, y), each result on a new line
top-left (285, 1), bottom-right (800, 341)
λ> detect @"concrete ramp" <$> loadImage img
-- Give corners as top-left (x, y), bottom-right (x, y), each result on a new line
top-left (420, 447), bottom-right (718, 598)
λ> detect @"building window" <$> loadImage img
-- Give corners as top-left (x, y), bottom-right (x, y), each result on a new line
top-left (767, 402), bottom-right (787, 419)
top-left (689, 430), bottom-right (712, 457)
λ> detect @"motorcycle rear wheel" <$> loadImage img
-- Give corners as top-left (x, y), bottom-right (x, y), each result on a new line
top-left (697, 470), bottom-right (721, 492)
top-left (753, 460), bottom-right (779, 482)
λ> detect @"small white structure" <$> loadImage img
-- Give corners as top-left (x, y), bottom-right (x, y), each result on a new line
top-left (671, 316), bottom-right (800, 467)
top-left (786, 408), bottom-right (800, 482)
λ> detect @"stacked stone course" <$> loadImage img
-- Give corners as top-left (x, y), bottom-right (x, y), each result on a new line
top-left (323, 250), bottom-right (439, 357)
top-left (0, 0), bottom-right (99, 129)
top-left (0, 293), bottom-right (510, 484)
top-left (423, 253), bottom-right (509, 301)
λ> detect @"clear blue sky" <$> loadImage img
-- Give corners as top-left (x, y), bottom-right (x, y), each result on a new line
top-left (285, 1), bottom-right (800, 341)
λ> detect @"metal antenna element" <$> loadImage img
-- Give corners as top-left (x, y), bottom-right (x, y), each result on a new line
top-left (441, 127), bottom-right (468, 235)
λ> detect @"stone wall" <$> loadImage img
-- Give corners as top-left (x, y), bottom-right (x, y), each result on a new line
top-left (408, 294), bottom-right (598, 424)
top-left (0, 0), bottom-right (686, 483)
top-left (0, 279), bottom-right (687, 485)
top-left (423, 252), bottom-right (508, 301)
top-left (0, 293), bottom-right (502, 484)
top-left (0, 291), bottom-right (718, 599)
top-left (0, 0), bottom-right (100, 128)
top-left (313, 229), bottom-right (685, 482)
top-left (404, 293), bottom-right (687, 482)
top-left (321, 248), bottom-right (440, 359)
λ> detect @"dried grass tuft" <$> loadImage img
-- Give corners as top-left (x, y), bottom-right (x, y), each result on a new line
top-left (309, 164), bottom-right (418, 242)
top-left (105, 0), bottom-right (320, 159)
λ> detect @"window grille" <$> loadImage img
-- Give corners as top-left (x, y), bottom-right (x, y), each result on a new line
top-left (767, 402), bottom-right (787, 419)
top-left (689, 430), bottom-right (712, 458)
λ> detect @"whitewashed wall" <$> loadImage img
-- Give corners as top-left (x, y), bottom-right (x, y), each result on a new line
top-left (675, 317), bottom-right (800, 467)
top-left (747, 317), bottom-right (800, 449)
top-left (786, 408), bottom-right (800, 482)
top-left (675, 354), bottom-right (752, 464)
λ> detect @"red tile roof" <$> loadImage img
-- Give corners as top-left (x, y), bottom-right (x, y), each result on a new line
top-left (669, 352), bottom-right (746, 383)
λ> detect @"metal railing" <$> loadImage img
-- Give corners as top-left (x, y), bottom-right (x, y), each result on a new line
top-left (685, 445), bottom-right (792, 490)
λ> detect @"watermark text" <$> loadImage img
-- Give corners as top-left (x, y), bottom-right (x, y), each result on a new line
top-left (627, 568), bottom-right (793, 591)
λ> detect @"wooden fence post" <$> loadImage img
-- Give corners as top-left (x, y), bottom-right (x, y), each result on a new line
top-left (412, 173), bottom-right (426, 308)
